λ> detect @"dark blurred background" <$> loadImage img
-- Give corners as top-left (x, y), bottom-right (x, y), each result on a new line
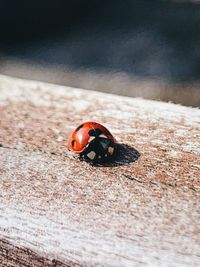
top-left (0, 0), bottom-right (200, 106)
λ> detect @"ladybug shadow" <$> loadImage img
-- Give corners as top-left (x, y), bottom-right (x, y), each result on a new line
top-left (94, 143), bottom-right (140, 167)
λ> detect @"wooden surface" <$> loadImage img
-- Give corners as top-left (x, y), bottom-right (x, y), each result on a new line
top-left (0, 74), bottom-right (199, 267)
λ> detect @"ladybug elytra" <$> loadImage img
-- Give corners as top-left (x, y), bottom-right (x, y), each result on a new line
top-left (67, 122), bottom-right (116, 163)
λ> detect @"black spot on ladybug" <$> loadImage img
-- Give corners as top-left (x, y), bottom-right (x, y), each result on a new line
top-left (75, 124), bottom-right (84, 132)
top-left (88, 128), bottom-right (102, 137)
top-left (71, 140), bottom-right (76, 146)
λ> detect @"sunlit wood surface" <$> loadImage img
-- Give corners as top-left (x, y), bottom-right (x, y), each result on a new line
top-left (0, 75), bottom-right (199, 266)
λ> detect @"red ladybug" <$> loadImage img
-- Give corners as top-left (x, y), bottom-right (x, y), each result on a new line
top-left (67, 122), bottom-right (116, 162)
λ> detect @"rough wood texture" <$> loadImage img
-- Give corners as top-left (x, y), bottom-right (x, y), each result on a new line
top-left (0, 74), bottom-right (199, 267)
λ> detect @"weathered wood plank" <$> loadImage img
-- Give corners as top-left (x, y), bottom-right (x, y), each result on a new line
top-left (0, 74), bottom-right (199, 267)
top-left (0, 239), bottom-right (74, 267)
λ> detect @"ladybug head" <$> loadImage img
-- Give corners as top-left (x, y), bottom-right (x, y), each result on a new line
top-left (81, 128), bottom-right (115, 162)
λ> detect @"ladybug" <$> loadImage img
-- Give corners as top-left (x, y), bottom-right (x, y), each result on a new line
top-left (67, 122), bottom-right (116, 163)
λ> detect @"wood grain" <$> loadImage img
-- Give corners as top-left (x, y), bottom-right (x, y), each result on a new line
top-left (0, 74), bottom-right (199, 267)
